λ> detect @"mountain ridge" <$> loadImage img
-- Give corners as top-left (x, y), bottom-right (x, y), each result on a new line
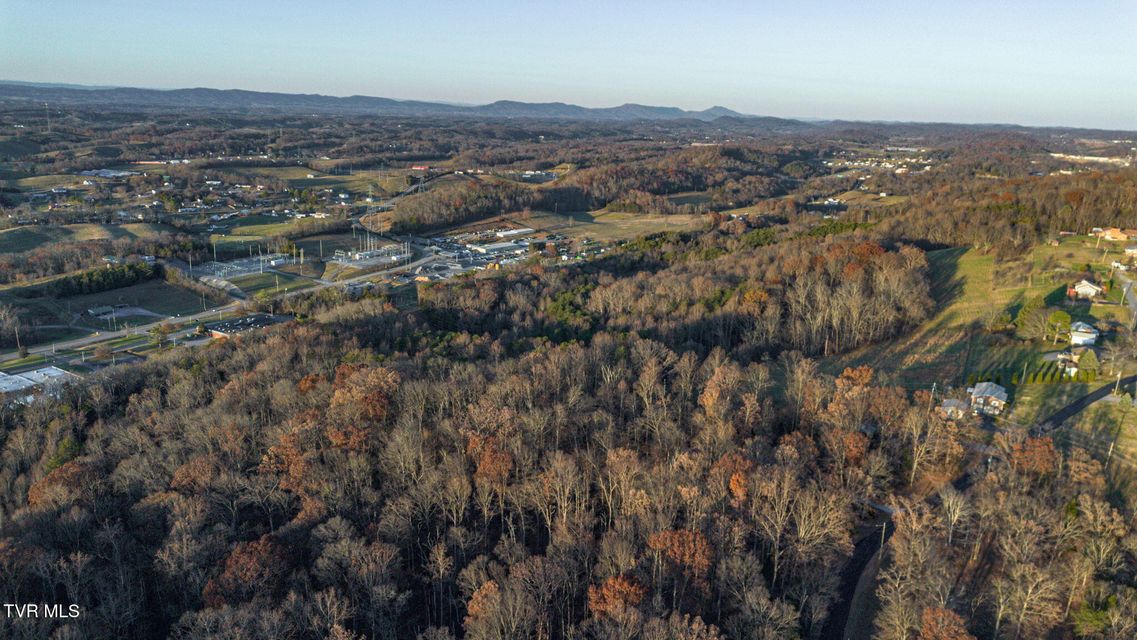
top-left (0, 81), bottom-right (776, 123)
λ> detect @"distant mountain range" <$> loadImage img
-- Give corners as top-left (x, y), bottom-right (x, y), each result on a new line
top-left (0, 81), bottom-right (788, 123)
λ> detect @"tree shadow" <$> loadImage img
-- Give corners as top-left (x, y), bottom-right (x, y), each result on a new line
top-left (928, 247), bottom-right (965, 310)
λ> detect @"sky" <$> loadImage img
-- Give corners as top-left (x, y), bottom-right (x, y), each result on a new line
top-left (1, 0), bottom-right (1135, 129)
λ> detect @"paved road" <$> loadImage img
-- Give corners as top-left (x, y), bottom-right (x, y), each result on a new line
top-left (1114, 272), bottom-right (1137, 329)
top-left (821, 461), bottom-right (982, 640)
top-left (1032, 374), bottom-right (1137, 434)
top-left (0, 248), bottom-right (440, 366)
top-left (0, 301), bottom-right (243, 365)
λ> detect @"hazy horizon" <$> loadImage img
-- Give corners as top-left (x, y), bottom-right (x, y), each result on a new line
top-left (2, 0), bottom-right (1135, 129)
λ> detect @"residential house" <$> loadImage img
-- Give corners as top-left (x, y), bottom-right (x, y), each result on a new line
top-left (970, 382), bottom-right (1008, 416)
top-left (1070, 279), bottom-right (1104, 300)
top-left (1126, 246), bottom-right (1137, 256)
top-left (1057, 347), bottom-right (1093, 375)
top-left (1099, 227), bottom-right (1130, 242)
top-left (1070, 321), bottom-right (1100, 346)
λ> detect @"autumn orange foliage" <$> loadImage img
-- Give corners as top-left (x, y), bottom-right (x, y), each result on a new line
top-left (588, 574), bottom-right (647, 619)
top-left (919, 607), bottom-right (976, 640)
top-left (202, 535), bottom-right (290, 607)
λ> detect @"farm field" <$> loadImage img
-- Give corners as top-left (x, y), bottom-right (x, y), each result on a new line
top-left (0, 222), bottom-right (176, 253)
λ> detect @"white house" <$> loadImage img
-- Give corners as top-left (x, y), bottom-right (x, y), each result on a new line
top-left (1070, 321), bottom-right (1100, 346)
top-left (1072, 279), bottom-right (1104, 299)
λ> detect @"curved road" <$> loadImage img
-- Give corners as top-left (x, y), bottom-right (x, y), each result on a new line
top-left (821, 375), bottom-right (1134, 640)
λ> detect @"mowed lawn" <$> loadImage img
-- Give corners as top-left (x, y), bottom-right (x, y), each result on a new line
top-left (0, 223), bottom-right (176, 253)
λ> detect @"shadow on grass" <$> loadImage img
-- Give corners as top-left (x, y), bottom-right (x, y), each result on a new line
top-left (928, 247), bottom-right (965, 310)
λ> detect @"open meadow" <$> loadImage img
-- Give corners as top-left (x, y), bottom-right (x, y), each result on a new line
top-left (0, 223), bottom-right (176, 253)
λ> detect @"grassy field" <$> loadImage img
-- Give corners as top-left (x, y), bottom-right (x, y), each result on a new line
top-left (0, 279), bottom-right (212, 331)
top-left (73, 280), bottom-right (211, 319)
top-left (9, 173), bottom-right (84, 191)
top-left (211, 166), bottom-right (412, 194)
top-left (224, 214), bottom-right (301, 235)
top-left (275, 261), bottom-right (327, 279)
top-left (322, 262), bottom-right (364, 281)
top-left (835, 190), bottom-right (910, 207)
top-left (228, 272), bottom-right (314, 296)
top-left (667, 191), bottom-right (712, 207)
top-left (521, 210), bottom-right (706, 241)
top-left (291, 231), bottom-right (368, 259)
top-left (826, 247), bottom-right (996, 388)
top-left (208, 216), bottom-right (351, 257)
top-left (0, 278), bottom-right (216, 351)
top-left (824, 244), bottom-right (1122, 390)
top-left (1012, 382), bottom-right (1137, 481)
top-left (0, 223), bottom-right (176, 254)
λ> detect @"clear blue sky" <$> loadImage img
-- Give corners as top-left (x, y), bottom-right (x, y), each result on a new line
top-left (2, 0), bottom-right (1135, 129)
